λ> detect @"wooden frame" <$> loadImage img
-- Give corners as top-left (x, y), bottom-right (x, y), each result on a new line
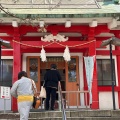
top-left (26, 56), bottom-right (40, 92)
top-left (65, 56), bottom-right (80, 106)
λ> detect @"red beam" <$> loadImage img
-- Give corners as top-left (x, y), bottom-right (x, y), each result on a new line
top-left (18, 25), bottom-right (89, 35)
top-left (21, 48), bottom-right (87, 53)
top-left (1, 50), bottom-right (13, 56)
top-left (0, 25), bottom-right (14, 35)
top-left (98, 86), bottom-right (120, 91)
top-left (19, 25), bottom-right (38, 35)
top-left (19, 25), bottom-right (97, 35)
top-left (96, 41), bottom-right (106, 48)
top-left (0, 36), bottom-right (13, 40)
top-left (110, 30), bottom-right (120, 35)
top-left (47, 25), bottom-right (89, 34)
top-left (21, 37), bottom-right (112, 49)
top-left (95, 25), bottom-right (110, 35)
top-left (0, 25), bottom-right (119, 39)
top-left (96, 37), bottom-right (112, 41)
top-left (96, 50), bottom-right (120, 55)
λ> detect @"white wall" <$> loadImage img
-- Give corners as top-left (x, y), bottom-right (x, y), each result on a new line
top-left (99, 92), bottom-right (119, 109)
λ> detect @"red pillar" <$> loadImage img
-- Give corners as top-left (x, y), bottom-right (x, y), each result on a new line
top-left (89, 40), bottom-right (99, 109)
top-left (116, 47), bottom-right (120, 109)
top-left (114, 33), bottom-right (120, 109)
top-left (88, 27), bottom-right (99, 109)
top-left (12, 27), bottom-right (21, 111)
top-left (88, 27), bottom-right (95, 40)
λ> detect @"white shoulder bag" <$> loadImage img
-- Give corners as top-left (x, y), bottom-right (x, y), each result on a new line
top-left (39, 83), bottom-right (46, 98)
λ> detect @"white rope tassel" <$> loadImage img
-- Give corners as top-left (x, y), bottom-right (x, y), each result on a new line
top-left (63, 46), bottom-right (71, 61)
top-left (40, 46), bottom-right (47, 62)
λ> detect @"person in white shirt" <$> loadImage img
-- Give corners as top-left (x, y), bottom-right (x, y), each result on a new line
top-left (11, 71), bottom-right (37, 120)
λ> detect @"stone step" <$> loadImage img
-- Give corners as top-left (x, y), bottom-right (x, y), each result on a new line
top-left (0, 113), bottom-right (19, 119)
top-left (1, 117), bottom-right (120, 120)
top-left (29, 110), bottom-right (120, 118)
top-left (28, 117), bottom-right (120, 120)
top-left (0, 110), bottom-right (120, 120)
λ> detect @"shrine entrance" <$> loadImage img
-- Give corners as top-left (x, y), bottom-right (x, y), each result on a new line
top-left (26, 56), bottom-right (80, 106)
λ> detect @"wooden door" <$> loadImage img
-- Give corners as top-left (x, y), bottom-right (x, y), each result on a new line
top-left (26, 56), bottom-right (40, 92)
top-left (40, 57), bottom-right (65, 91)
top-left (65, 56), bottom-right (80, 106)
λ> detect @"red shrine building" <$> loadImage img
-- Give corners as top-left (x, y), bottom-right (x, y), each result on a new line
top-left (0, 0), bottom-right (120, 111)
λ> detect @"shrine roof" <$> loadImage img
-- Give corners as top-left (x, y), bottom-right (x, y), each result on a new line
top-left (0, 1), bottom-right (119, 14)
top-left (0, 1), bottom-right (120, 19)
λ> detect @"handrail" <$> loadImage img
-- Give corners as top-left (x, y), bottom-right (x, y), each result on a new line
top-left (39, 90), bottom-right (89, 109)
top-left (60, 90), bottom-right (89, 109)
top-left (58, 81), bottom-right (67, 120)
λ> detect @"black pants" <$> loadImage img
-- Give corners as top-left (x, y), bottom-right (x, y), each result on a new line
top-left (45, 87), bottom-right (57, 110)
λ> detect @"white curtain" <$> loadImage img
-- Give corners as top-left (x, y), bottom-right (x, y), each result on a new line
top-left (84, 56), bottom-right (95, 104)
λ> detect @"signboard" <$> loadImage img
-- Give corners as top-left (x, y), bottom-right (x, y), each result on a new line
top-left (0, 86), bottom-right (10, 99)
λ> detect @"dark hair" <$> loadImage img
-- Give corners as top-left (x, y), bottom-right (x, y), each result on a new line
top-left (50, 64), bottom-right (57, 69)
top-left (18, 71), bottom-right (28, 79)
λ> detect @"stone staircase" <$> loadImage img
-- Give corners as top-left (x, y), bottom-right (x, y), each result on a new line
top-left (0, 110), bottom-right (120, 120)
